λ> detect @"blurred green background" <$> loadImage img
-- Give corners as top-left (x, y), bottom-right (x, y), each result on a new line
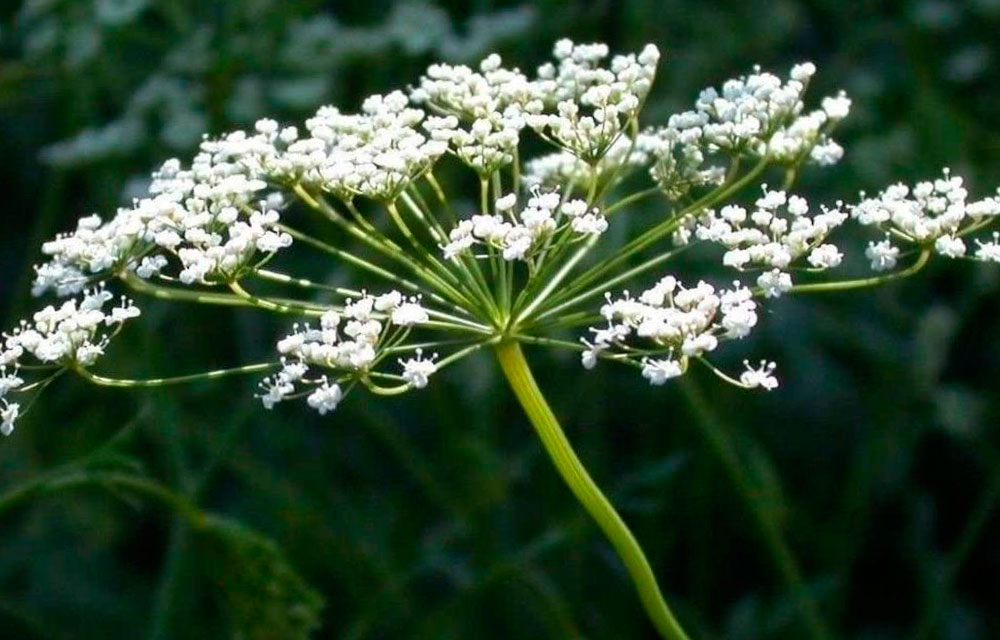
top-left (1, 1), bottom-right (1000, 638)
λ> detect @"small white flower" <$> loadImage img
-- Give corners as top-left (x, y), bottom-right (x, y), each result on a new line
top-left (259, 377), bottom-right (294, 410)
top-left (570, 213), bottom-right (608, 235)
top-left (560, 200), bottom-right (589, 217)
top-left (107, 300), bottom-right (141, 325)
top-left (307, 380), bottom-right (343, 415)
top-left (278, 360), bottom-right (309, 383)
top-left (495, 194), bottom-right (517, 211)
top-left (757, 269), bottom-right (793, 298)
top-left (821, 93), bottom-right (851, 120)
top-left (401, 350), bottom-right (438, 389)
top-left (1, 401), bottom-right (19, 436)
top-left (374, 291), bottom-right (403, 312)
top-left (935, 235), bottom-right (967, 258)
top-left (136, 255), bottom-right (168, 279)
top-left (0, 368), bottom-right (24, 397)
top-left (865, 237), bottom-right (900, 271)
top-left (739, 360), bottom-right (779, 391)
top-left (641, 358), bottom-right (683, 385)
top-left (790, 62), bottom-right (816, 81)
top-left (391, 300), bottom-right (429, 326)
top-left (0, 347), bottom-right (23, 368)
top-left (974, 233), bottom-right (1000, 263)
top-left (807, 244), bottom-right (844, 269)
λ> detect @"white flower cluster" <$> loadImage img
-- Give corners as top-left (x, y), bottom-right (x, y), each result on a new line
top-left (582, 276), bottom-right (773, 390)
top-left (33, 147), bottom-right (291, 295)
top-left (526, 39), bottom-right (660, 162)
top-left (649, 63), bottom-right (849, 198)
top-left (414, 41), bottom-right (659, 174)
top-left (442, 191), bottom-right (605, 262)
top-left (414, 54), bottom-right (534, 175)
top-left (298, 92), bottom-right (448, 201)
top-left (0, 361), bottom-right (24, 436)
top-left (216, 93), bottom-right (448, 203)
top-left (259, 291), bottom-right (430, 413)
top-left (678, 188), bottom-right (848, 297)
top-left (844, 169), bottom-right (1000, 266)
top-left (3, 287), bottom-right (140, 367)
top-left (1, 287), bottom-right (141, 436)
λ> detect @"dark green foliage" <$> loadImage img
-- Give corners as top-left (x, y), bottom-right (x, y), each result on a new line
top-left (196, 515), bottom-right (324, 640)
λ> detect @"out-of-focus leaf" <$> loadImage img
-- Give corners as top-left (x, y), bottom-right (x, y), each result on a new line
top-left (196, 515), bottom-right (324, 640)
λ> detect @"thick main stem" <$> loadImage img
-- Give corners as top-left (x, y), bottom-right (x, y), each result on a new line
top-left (495, 341), bottom-right (691, 640)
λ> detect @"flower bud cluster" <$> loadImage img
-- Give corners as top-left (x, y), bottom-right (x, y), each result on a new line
top-left (442, 191), bottom-right (605, 262)
top-left (582, 277), bottom-right (770, 389)
top-left (841, 169), bottom-right (1000, 265)
top-left (259, 291), bottom-right (429, 413)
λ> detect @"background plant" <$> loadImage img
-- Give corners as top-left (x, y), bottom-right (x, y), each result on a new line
top-left (1, 2), bottom-right (1000, 639)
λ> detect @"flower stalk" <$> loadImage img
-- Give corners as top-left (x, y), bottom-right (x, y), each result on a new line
top-left (496, 340), bottom-right (692, 640)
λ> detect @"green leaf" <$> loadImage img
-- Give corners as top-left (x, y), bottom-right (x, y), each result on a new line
top-left (195, 515), bottom-right (324, 640)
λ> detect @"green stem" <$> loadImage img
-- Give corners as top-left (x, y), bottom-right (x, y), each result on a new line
top-left (76, 362), bottom-right (278, 388)
top-left (513, 235), bottom-right (599, 327)
top-left (782, 248), bottom-right (931, 295)
top-left (495, 341), bottom-right (691, 640)
top-left (228, 281), bottom-right (325, 316)
top-left (293, 185), bottom-right (471, 308)
top-left (531, 244), bottom-right (691, 325)
top-left (121, 272), bottom-right (253, 308)
top-left (603, 187), bottom-right (661, 216)
top-left (278, 225), bottom-right (436, 296)
top-left (565, 157), bottom-right (769, 298)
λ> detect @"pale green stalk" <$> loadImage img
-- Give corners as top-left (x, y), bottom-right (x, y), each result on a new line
top-left (228, 281), bottom-right (326, 316)
top-left (513, 235), bottom-right (600, 327)
top-left (496, 341), bottom-right (692, 640)
top-left (531, 244), bottom-right (692, 324)
top-left (397, 191), bottom-right (502, 320)
top-left (251, 268), bottom-right (491, 333)
top-left (385, 201), bottom-right (465, 290)
top-left (562, 157), bottom-right (771, 299)
top-left (278, 224), bottom-right (441, 297)
top-left (603, 187), bottom-right (661, 216)
top-left (75, 362), bottom-right (279, 388)
top-left (781, 248), bottom-right (931, 295)
top-left (276, 225), bottom-right (468, 315)
top-left (293, 185), bottom-right (472, 307)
